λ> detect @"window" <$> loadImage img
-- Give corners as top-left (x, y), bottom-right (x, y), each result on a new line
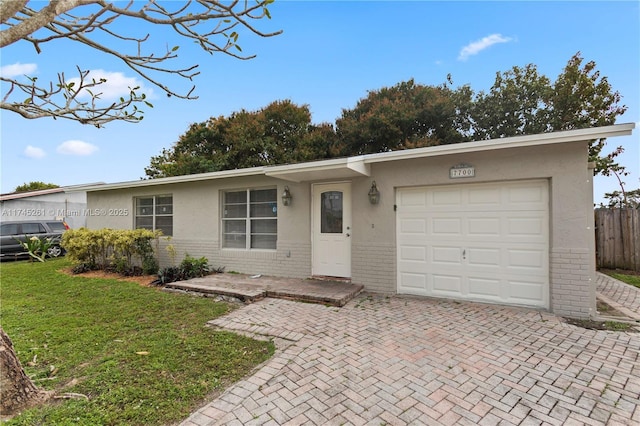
top-left (22, 223), bottom-right (46, 234)
top-left (223, 188), bottom-right (277, 249)
top-left (1, 224), bottom-right (20, 236)
top-left (135, 195), bottom-right (173, 236)
top-left (320, 191), bottom-right (343, 234)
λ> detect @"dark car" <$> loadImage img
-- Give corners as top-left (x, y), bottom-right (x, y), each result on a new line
top-left (0, 220), bottom-right (69, 260)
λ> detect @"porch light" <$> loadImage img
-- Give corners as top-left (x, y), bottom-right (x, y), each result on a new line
top-left (368, 181), bottom-right (380, 204)
top-left (282, 186), bottom-right (292, 206)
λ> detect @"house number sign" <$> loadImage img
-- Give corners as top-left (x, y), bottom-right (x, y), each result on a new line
top-left (449, 164), bottom-right (475, 179)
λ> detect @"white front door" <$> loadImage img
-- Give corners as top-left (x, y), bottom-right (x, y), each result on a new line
top-left (312, 182), bottom-right (352, 278)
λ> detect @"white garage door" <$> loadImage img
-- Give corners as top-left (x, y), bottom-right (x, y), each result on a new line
top-left (396, 180), bottom-right (549, 308)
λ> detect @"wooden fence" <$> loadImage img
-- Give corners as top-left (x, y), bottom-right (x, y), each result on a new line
top-left (594, 208), bottom-right (640, 272)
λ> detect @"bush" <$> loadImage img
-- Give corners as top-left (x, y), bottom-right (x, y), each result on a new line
top-left (180, 254), bottom-right (209, 278)
top-left (62, 228), bottom-right (161, 275)
top-left (152, 254), bottom-right (210, 285)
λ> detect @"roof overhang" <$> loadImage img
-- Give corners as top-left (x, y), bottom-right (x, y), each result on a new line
top-left (265, 157), bottom-right (370, 182)
top-left (72, 167), bottom-right (266, 192)
top-left (71, 123), bottom-right (635, 193)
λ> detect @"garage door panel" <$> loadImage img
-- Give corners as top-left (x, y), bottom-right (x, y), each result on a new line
top-left (468, 187), bottom-right (501, 206)
top-left (399, 245), bottom-right (427, 262)
top-left (467, 248), bottom-right (501, 267)
top-left (399, 272), bottom-right (427, 290)
top-left (507, 184), bottom-right (546, 205)
top-left (431, 246), bottom-right (462, 265)
top-left (431, 217), bottom-right (462, 236)
top-left (432, 274), bottom-right (462, 294)
top-left (468, 277), bottom-right (501, 298)
top-left (399, 217), bottom-right (427, 235)
top-left (431, 188), bottom-right (462, 207)
top-left (468, 217), bottom-right (501, 236)
top-left (397, 180), bottom-right (549, 309)
top-left (508, 279), bottom-right (546, 303)
top-left (508, 249), bottom-right (545, 270)
top-left (507, 216), bottom-right (545, 237)
top-left (398, 189), bottom-right (427, 208)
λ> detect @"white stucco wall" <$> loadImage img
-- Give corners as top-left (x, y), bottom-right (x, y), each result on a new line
top-left (0, 191), bottom-right (87, 228)
top-left (85, 139), bottom-right (596, 318)
top-left (86, 176), bottom-right (313, 278)
top-left (350, 140), bottom-right (595, 318)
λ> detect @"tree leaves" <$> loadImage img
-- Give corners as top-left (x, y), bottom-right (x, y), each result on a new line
top-left (145, 53), bottom-right (628, 179)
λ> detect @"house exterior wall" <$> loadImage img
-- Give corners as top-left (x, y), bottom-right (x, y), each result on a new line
top-left (0, 191), bottom-right (87, 228)
top-left (86, 176), bottom-right (314, 278)
top-left (354, 140), bottom-right (594, 317)
top-left (85, 139), bottom-right (595, 318)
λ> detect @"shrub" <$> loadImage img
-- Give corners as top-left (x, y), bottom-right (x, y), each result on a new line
top-left (180, 254), bottom-right (209, 278)
top-left (17, 235), bottom-right (54, 262)
top-left (152, 254), bottom-right (211, 285)
top-left (62, 228), bottom-right (161, 275)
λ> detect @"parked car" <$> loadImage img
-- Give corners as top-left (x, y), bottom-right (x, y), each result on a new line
top-left (0, 220), bottom-right (69, 260)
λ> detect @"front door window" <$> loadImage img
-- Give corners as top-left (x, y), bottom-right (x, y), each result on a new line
top-left (320, 191), bottom-right (343, 234)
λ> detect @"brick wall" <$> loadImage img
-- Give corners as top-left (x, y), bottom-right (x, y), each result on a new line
top-left (550, 247), bottom-right (596, 318)
top-left (351, 242), bottom-right (395, 293)
top-left (156, 238), bottom-right (311, 278)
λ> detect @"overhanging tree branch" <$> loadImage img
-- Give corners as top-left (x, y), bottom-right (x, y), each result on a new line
top-left (0, 0), bottom-right (282, 127)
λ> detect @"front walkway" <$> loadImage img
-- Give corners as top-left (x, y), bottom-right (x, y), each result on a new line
top-left (596, 272), bottom-right (640, 321)
top-left (166, 273), bottom-right (363, 307)
top-left (181, 294), bottom-right (640, 425)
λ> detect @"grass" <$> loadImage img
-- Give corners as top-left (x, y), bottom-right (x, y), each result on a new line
top-left (565, 317), bottom-right (637, 332)
top-left (602, 269), bottom-right (640, 289)
top-left (1, 258), bottom-right (274, 425)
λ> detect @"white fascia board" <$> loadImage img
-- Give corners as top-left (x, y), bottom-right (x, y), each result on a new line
top-left (0, 187), bottom-right (66, 201)
top-left (362, 123), bottom-right (636, 164)
top-left (75, 123), bottom-right (635, 192)
top-left (265, 157), bottom-right (370, 182)
top-left (75, 167), bottom-right (266, 192)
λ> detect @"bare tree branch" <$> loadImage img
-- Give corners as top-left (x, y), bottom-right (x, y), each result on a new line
top-left (0, 0), bottom-right (282, 127)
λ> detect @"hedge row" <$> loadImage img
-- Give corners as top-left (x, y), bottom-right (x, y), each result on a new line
top-left (61, 228), bottom-right (161, 275)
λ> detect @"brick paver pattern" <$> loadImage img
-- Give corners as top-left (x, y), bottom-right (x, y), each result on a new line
top-left (182, 294), bottom-right (640, 425)
top-left (596, 272), bottom-right (640, 321)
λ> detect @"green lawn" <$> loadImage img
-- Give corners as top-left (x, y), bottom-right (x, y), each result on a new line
top-left (1, 259), bottom-right (274, 425)
top-left (602, 269), bottom-right (640, 289)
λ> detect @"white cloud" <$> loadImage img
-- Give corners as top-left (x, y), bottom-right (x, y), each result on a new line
top-left (24, 145), bottom-right (46, 159)
top-left (1, 63), bottom-right (37, 78)
top-left (458, 34), bottom-right (513, 61)
top-left (68, 69), bottom-right (153, 101)
top-left (57, 140), bottom-right (99, 156)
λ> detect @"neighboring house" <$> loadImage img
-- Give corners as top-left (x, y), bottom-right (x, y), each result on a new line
top-left (0, 185), bottom-right (93, 229)
top-left (73, 123), bottom-right (635, 319)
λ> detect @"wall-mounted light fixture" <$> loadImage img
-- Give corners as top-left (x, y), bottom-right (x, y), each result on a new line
top-left (368, 181), bottom-right (380, 205)
top-left (282, 186), bottom-right (292, 206)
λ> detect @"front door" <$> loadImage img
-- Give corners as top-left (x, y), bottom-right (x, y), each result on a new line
top-left (312, 182), bottom-right (351, 278)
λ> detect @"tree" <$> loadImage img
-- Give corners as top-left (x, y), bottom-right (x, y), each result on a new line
top-left (470, 64), bottom-right (552, 139)
top-left (547, 52), bottom-right (627, 174)
top-left (1, 0), bottom-right (281, 127)
top-left (602, 188), bottom-right (640, 208)
top-left (0, 327), bottom-right (51, 415)
top-left (469, 52), bottom-right (627, 175)
top-left (336, 79), bottom-right (470, 156)
top-left (14, 181), bottom-right (59, 192)
top-left (1, 0), bottom-right (281, 414)
top-left (144, 100), bottom-right (336, 178)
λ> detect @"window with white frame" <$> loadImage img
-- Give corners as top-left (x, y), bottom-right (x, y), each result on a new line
top-left (222, 188), bottom-right (277, 249)
top-left (135, 195), bottom-right (173, 236)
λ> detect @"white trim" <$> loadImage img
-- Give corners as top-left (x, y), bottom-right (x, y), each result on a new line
top-left (71, 123), bottom-right (635, 192)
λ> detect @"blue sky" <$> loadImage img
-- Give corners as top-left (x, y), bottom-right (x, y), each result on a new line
top-left (1, 1), bottom-right (639, 204)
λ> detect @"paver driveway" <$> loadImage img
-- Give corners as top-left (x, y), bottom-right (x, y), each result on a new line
top-left (182, 294), bottom-right (640, 425)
